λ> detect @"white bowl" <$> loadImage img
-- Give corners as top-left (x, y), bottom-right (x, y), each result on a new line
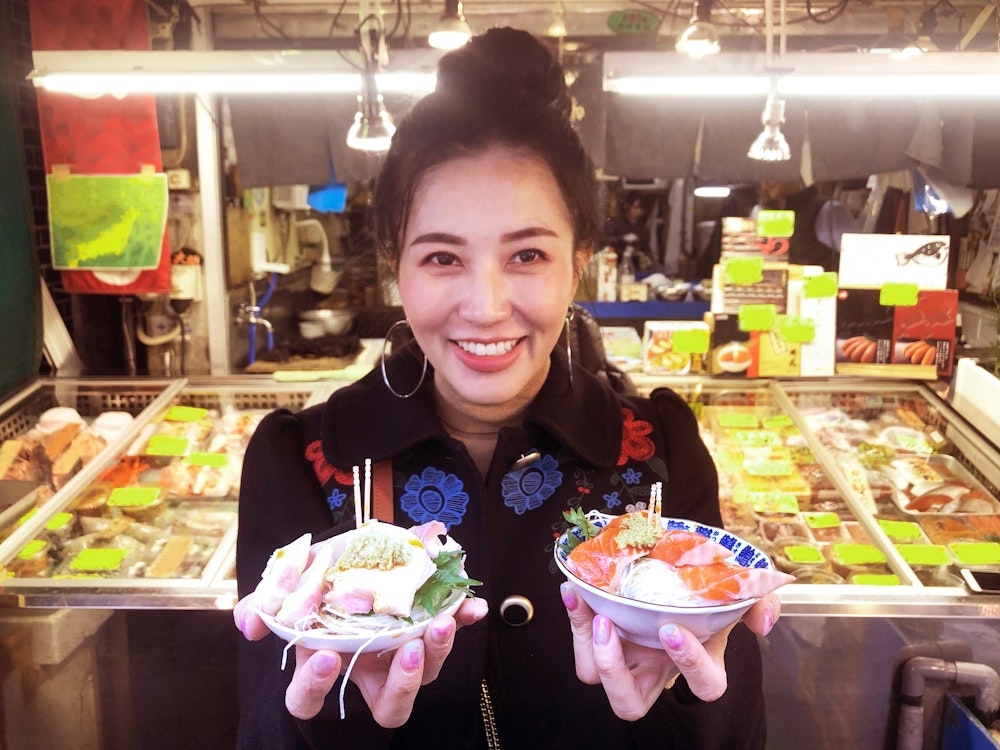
top-left (300, 309), bottom-right (354, 336)
top-left (554, 513), bottom-right (775, 645)
top-left (258, 588), bottom-right (465, 654)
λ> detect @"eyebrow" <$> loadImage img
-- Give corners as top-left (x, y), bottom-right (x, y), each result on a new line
top-left (408, 226), bottom-right (560, 248)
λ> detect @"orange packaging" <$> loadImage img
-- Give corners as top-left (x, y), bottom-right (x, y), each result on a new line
top-left (890, 290), bottom-right (958, 377)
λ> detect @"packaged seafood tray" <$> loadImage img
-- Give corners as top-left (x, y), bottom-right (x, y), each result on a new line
top-left (885, 454), bottom-right (1000, 515)
top-left (7, 500), bottom-right (237, 581)
top-left (0, 378), bottom-right (172, 509)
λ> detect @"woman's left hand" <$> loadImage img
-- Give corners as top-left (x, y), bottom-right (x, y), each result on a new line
top-left (561, 582), bottom-right (779, 720)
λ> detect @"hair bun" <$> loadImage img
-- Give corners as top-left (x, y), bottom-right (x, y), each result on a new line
top-left (435, 27), bottom-right (571, 118)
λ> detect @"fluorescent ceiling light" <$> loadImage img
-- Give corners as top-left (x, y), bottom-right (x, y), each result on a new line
top-left (29, 49), bottom-right (438, 95)
top-left (606, 75), bottom-right (770, 97)
top-left (605, 50), bottom-right (1000, 99)
top-left (694, 185), bottom-right (732, 198)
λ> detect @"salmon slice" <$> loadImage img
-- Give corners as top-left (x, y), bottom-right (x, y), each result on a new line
top-left (676, 561), bottom-right (795, 603)
top-left (648, 529), bottom-right (733, 567)
top-left (566, 513), bottom-right (654, 592)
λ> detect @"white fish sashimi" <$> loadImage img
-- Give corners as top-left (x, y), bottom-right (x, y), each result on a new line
top-left (253, 533), bottom-right (313, 614)
top-left (276, 541), bottom-right (336, 626)
top-left (325, 521), bottom-right (436, 617)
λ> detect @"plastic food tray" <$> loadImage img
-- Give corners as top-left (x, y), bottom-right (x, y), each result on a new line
top-left (888, 454), bottom-right (1000, 516)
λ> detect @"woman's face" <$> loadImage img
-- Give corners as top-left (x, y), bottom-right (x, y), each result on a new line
top-left (397, 147), bottom-right (579, 407)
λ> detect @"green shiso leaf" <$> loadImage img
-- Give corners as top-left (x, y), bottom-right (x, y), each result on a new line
top-left (414, 550), bottom-right (482, 616)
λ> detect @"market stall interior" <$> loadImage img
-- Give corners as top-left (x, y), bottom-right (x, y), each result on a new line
top-left (3, 0), bottom-right (1000, 747)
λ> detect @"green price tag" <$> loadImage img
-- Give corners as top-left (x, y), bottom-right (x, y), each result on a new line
top-left (876, 519), bottom-right (923, 542)
top-left (69, 548), bottom-right (128, 572)
top-left (45, 512), bottom-right (74, 531)
top-left (725, 257), bottom-right (764, 285)
top-left (164, 405), bottom-right (208, 423)
top-left (803, 272), bottom-right (838, 298)
top-left (733, 430), bottom-right (781, 448)
top-left (147, 435), bottom-right (190, 456)
top-left (756, 210), bottom-right (795, 238)
top-left (744, 459), bottom-right (792, 477)
top-left (851, 573), bottom-right (900, 586)
top-left (948, 542), bottom-right (1000, 565)
top-left (672, 328), bottom-right (710, 355)
top-left (778, 315), bottom-right (816, 343)
top-left (833, 543), bottom-right (886, 565)
top-left (786, 545), bottom-right (825, 565)
top-left (896, 544), bottom-right (950, 566)
top-left (108, 487), bottom-right (161, 507)
top-left (804, 512), bottom-right (840, 529)
top-left (761, 414), bottom-right (793, 429)
top-left (183, 452), bottom-right (230, 468)
top-left (748, 490), bottom-right (799, 514)
top-left (880, 282), bottom-right (919, 306)
top-left (717, 413), bottom-right (759, 429)
top-left (16, 507), bottom-right (39, 525)
top-left (739, 304), bottom-right (777, 332)
top-left (17, 539), bottom-right (47, 559)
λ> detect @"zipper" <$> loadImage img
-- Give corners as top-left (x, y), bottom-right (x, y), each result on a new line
top-left (479, 678), bottom-right (500, 749)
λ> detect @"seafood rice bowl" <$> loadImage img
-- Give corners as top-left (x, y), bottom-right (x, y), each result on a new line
top-left (554, 510), bottom-right (792, 645)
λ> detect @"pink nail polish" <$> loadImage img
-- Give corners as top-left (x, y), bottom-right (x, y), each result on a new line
top-left (432, 621), bottom-right (453, 643)
top-left (401, 640), bottom-right (423, 671)
top-left (661, 623), bottom-right (683, 650)
top-left (560, 582), bottom-right (578, 611)
top-left (593, 616), bottom-right (612, 645)
top-left (312, 653), bottom-right (337, 678)
top-left (763, 607), bottom-right (774, 635)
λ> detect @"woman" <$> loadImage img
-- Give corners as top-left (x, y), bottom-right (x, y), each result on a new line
top-left (234, 27), bottom-right (778, 749)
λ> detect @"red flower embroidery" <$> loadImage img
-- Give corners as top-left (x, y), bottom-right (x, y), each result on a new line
top-left (618, 407), bottom-right (655, 466)
top-left (304, 440), bottom-right (335, 485)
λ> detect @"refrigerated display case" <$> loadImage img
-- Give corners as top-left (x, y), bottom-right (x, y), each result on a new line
top-left (0, 377), bottom-right (340, 608)
top-left (629, 375), bottom-right (1000, 619)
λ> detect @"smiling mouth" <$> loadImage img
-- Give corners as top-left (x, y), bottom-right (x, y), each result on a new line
top-left (454, 338), bottom-right (521, 357)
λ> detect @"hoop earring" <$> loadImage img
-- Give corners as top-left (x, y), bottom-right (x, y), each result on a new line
top-left (381, 320), bottom-right (428, 399)
top-left (564, 305), bottom-right (575, 389)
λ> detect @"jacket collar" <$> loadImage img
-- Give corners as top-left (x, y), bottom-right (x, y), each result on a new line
top-left (320, 343), bottom-right (623, 470)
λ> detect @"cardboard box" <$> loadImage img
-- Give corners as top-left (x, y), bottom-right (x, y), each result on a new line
top-left (890, 289), bottom-right (958, 377)
top-left (707, 313), bottom-right (752, 376)
top-left (642, 321), bottom-right (710, 375)
top-left (835, 288), bottom-right (894, 372)
top-left (839, 234), bottom-right (949, 290)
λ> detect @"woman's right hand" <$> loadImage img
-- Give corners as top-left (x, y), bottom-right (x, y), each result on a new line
top-left (234, 593), bottom-right (488, 726)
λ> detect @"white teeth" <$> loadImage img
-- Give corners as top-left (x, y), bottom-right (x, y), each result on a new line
top-left (456, 339), bottom-right (518, 356)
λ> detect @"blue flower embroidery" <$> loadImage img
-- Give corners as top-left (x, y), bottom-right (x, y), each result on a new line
top-left (603, 491), bottom-right (622, 509)
top-left (622, 468), bottom-right (642, 485)
top-left (326, 488), bottom-right (346, 511)
top-left (501, 453), bottom-right (562, 515)
top-left (401, 467), bottom-right (469, 529)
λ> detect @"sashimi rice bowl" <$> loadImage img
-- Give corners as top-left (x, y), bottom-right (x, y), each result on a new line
top-left (555, 509), bottom-right (793, 645)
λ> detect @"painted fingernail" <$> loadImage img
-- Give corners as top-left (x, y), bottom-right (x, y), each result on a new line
top-left (238, 610), bottom-right (250, 638)
top-left (401, 640), bottom-right (423, 671)
top-left (432, 620), bottom-right (454, 644)
top-left (763, 607), bottom-right (774, 636)
top-left (593, 615), bottom-right (612, 646)
top-left (560, 582), bottom-right (578, 611)
top-left (312, 652), bottom-right (337, 678)
top-left (661, 623), bottom-right (683, 650)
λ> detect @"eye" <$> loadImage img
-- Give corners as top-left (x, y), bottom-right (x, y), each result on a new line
top-left (424, 251), bottom-right (460, 267)
top-left (513, 248), bottom-right (545, 264)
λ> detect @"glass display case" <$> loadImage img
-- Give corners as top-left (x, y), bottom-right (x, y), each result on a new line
top-left (632, 375), bottom-right (1000, 618)
top-left (0, 377), bottom-right (333, 608)
top-left (2, 374), bottom-right (999, 619)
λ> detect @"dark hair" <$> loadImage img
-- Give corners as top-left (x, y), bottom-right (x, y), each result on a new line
top-left (373, 27), bottom-right (599, 270)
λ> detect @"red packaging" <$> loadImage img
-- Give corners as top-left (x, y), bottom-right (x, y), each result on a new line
top-left (891, 290), bottom-right (958, 377)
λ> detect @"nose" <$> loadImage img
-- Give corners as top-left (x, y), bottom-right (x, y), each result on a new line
top-left (459, 262), bottom-right (511, 325)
